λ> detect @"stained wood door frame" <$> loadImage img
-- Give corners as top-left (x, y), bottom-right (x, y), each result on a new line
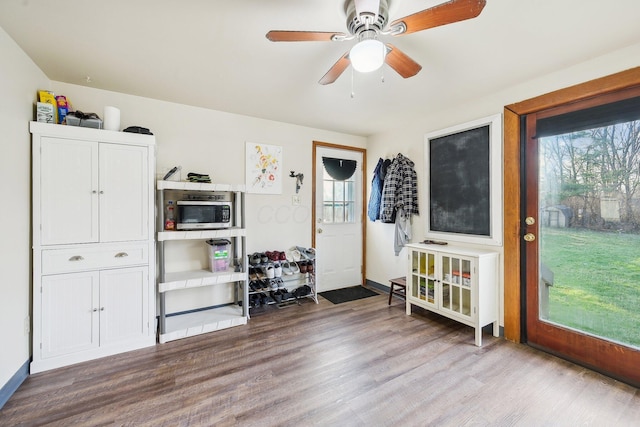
top-left (312, 141), bottom-right (367, 287)
top-left (502, 66), bottom-right (640, 342)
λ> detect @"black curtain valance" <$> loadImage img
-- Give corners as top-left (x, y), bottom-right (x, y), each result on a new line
top-left (536, 96), bottom-right (640, 137)
top-left (323, 157), bottom-right (357, 181)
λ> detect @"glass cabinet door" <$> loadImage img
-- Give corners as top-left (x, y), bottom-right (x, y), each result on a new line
top-left (440, 255), bottom-right (472, 317)
top-left (411, 250), bottom-right (436, 305)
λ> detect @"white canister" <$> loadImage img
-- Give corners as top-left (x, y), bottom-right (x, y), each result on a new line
top-left (103, 106), bottom-right (121, 131)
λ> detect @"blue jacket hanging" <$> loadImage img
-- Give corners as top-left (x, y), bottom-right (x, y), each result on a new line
top-left (368, 157), bottom-right (391, 221)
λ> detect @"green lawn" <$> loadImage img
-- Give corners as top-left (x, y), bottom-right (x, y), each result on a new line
top-left (540, 227), bottom-right (640, 348)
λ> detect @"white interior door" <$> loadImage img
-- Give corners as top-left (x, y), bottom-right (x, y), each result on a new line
top-left (314, 145), bottom-right (364, 292)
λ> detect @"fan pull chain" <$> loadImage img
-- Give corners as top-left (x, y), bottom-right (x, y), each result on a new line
top-left (350, 67), bottom-right (355, 98)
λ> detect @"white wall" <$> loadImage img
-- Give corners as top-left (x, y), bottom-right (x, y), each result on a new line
top-left (52, 82), bottom-right (366, 311)
top-left (0, 27), bottom-right (50, 391)
top-left (365, 41), bottom-right (640, 325)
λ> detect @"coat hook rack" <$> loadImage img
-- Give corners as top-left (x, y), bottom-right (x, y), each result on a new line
top-left (290, 171), bottom-right (304, 193)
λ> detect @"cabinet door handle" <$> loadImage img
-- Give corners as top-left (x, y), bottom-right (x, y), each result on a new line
top-left (100, 307), bottom-right (105, 311)
top-left (114, 252), bottom-right (129, 258)
top-left (69, 255), bottom-right (84, 261)
top-left (92, 308), bottom-right (98, 312)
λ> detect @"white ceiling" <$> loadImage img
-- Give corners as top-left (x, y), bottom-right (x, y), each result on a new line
top-left (1, 0), bottom-right (639, 136)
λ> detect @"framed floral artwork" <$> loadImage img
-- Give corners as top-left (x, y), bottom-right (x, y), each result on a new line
top-left (245, 142), bottom-right (283, 194)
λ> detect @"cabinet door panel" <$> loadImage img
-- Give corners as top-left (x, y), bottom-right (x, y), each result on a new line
top-left (40, 137), bottom-right (99, 244)
top-left (99, 144), bottom-right (149, 242)
top-left (409, 250), bottom-right (437, 307)
top-left (441, 254), bottom-right (473, 320)
top-left (99, 267), bottom-right (149, 346)
top-left (41, 272), bottom-right (99, 358)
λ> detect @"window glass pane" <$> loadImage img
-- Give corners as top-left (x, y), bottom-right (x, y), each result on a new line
top-left (539, 120), bottom-right (640, 349)
top-left (323, 181), bottom-right (334, 202)
top-left (334, 203), bottom-right (345, 223)
top-left (323, 204), bottom-right (334, 223)
top-left (345, 180), bottom-right (355, 201)
top-left (345, 201), bottom-right (355, 222)
top-left (334, 181), bottom-right (345, 202)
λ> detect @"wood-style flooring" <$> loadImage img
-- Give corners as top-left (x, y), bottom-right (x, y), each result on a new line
top-left (1, 291), bottom-right (639, 426)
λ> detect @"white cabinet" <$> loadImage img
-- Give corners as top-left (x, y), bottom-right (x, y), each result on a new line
top-left (405, 243), bottom-right (499, 346)
top-left (37, 134), bottom-right (149, 245)
top-left (156, 180), bottom-right (248, 343)
top-left (41, 271), bottom-right (99, 359)
top-left (30, 122), bottom-right (156, 373)
top-left (40, 266), bottom-right (149, 359)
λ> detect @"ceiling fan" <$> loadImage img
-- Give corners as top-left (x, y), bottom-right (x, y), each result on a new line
top-left (266, 0), bottom-right (487, 85)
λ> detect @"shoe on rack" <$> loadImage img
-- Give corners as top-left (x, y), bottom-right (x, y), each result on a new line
top-left (272, 290), bottom-right (283, 303)
top-left (263, 264), bottom-right (275, 279)
top-left (296, 246), bottom-right (309, 260)
top-left (268, 251), bottom-right (279, 262)
top-left (306, 261), bottom-right (314, 274)
top-left (294, 246), bottom-right (315, 260)
top-left (249, 253), bottom-right (261, 266)
top-left (293, 285), bottom-right (311, 299)
top-left (300, 285), bottom-right (311, 297)
top-left (304, 248), bottom-right (316, 260)
top-left (260, 293), bottom-right (269, 306)
top-left (289, 261), bottom-right (300, 274)
top-left (287, 247), bottom-right (302, 262)
top-left (251, 294), bottom-right (261, 308)
top-left (277, 278), bottom-right (286, 290)
top-left (249, 280), bottom-right (260, 292)
top-left (274, 263), bottom-right (282, 278)
top-left (299, 261), bottom-right (308, 274)
top-left (281, 261), bottom-right (293, 275)
top-left (278, 251), bottom-right (287, 261)
top-left (270, 279), bottom-right (279, 291)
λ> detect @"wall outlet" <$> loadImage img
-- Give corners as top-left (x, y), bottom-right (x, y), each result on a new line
top-left (292, 195), bottom-right (301, 206)
top-left (24, 315), bottom-right (30, 335)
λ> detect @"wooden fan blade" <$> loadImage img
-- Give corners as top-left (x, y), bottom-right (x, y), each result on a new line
top-left (385, 44), bottom-right (422, 78)
top-left (391, 0), bottom-right (486, 36)
top-left (319, 52), bottom-right (351, 85)
top-left (266, 30), bottom-right (346, 42)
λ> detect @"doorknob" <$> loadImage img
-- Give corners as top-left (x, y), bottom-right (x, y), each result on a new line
top-left (317, 228), bottom-right (323, 234)
top-left (525, 216), bottom-right (536, 225)
top-left (523, 233), bottom-right (536, 242)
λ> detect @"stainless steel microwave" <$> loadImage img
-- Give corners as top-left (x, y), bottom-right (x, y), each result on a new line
top-left (176, 200), bottom-right (231, 230)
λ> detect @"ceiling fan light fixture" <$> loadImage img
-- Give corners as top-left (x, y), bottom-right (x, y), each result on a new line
top-left (349, 38), bottom-right (386, 73)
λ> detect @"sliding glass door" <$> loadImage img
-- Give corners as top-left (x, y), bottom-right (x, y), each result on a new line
top-left (524, 87), bottom-right (640, 386)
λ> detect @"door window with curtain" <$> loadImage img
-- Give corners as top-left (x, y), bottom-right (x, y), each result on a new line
top-left (322, 157), bottom-right (357, 223)
top-left (524, 86), bottom-right (640, 386)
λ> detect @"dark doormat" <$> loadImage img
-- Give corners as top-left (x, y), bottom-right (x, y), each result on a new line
top-left (319, 286), bottom-right (379, 304)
